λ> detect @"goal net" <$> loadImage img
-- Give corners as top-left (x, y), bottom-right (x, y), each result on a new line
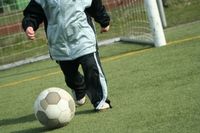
top-left (101, 0), bottom-right (153, 45)
top-left (0, 0), bottom-right (166, 70)
top-left (101, 0), bottom-right (166, 46)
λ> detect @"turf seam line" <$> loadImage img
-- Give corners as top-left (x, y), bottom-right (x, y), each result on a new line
top-left (167, 35), bottom-right (200, 45)
top-left (1, 35), bottom-right (200, 89)
top-left (0, 71), bottom-right (61, 89)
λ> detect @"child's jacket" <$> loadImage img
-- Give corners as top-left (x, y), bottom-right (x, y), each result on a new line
top-left (22, 0), bottom-right (110, 60)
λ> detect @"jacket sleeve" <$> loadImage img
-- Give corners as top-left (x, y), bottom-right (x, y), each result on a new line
top-left (85, 0), bottom-right (110, 28)
top-left (22, 0), bottom-right (46, 31)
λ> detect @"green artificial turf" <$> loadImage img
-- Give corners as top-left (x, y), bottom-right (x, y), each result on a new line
top-left (0, 21), bottom-right (200, 133)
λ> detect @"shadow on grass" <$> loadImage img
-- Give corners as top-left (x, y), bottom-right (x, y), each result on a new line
top-left (0, 114), bottom-right (46, 132)
top-left (75, 109), bottom-right (101, 115)
top-left (10, 127), bottom-right (47, 133)
top-left (75, 109), bottom-right (96, 115)
top-left (8, 110), bottom-right (96, 133)
top-left (10, 124), bottom-right (69, 133)
top-left (0, 114), bottom-right (51, 133)
top-left (0, 114), bottom-right (36, 127)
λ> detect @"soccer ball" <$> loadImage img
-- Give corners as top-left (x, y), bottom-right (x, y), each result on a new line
top-left (34, 87), bottom-right (75, 129)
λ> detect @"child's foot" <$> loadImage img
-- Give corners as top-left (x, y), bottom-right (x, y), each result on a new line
top-left (95, 99), bottom-right (112, 111)
top-left (76, 96), bottom-right (86, 106)
top-left (72, 90), bottom-right (86, 106)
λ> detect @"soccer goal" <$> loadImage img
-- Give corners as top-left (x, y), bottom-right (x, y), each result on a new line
top-left (0, 0), bottom-right (166, 70)
top-left (101, 0), bottom-right (166, 47)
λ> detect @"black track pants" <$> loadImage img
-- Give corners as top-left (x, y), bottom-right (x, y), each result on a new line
top-left (58, 52), bottom-right (108, 108)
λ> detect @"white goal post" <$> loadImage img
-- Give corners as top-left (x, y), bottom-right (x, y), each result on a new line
top-left (102, 0), bottom-right (166, 47)
top-left (144, 0), bottom-right (166, 47)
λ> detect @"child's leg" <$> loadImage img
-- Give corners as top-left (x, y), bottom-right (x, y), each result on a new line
top-left (79, 52), bottom-right (111, 109)
top-left (58, 60), bottom-right (86, 101)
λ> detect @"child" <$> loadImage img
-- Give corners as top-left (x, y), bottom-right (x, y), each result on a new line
top-left (22, 0), bottom-right (112, 111)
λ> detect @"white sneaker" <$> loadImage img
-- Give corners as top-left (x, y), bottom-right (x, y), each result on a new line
top-left (72, 90), bottom-right (86, 106)
top-left (96, 102), bottom-right (110, 111)
top-left (76, 96), bottom-right (86, 106)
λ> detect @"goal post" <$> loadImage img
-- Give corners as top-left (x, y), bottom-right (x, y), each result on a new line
top-left (156, 0), bottom-right (168, 28)
top-left (102, 0), bottom-right (166, 47)
top-left (144, 0), bottom-right (166, 47)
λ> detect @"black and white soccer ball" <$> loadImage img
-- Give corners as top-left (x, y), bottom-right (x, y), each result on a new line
top-left (34, 87), bottom-right (75, 129)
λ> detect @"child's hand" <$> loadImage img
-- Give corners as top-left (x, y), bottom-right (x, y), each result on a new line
top-left (26, 26), bottom-right (35, 40)
top-left (100, 25), bottom-right (110, 33)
